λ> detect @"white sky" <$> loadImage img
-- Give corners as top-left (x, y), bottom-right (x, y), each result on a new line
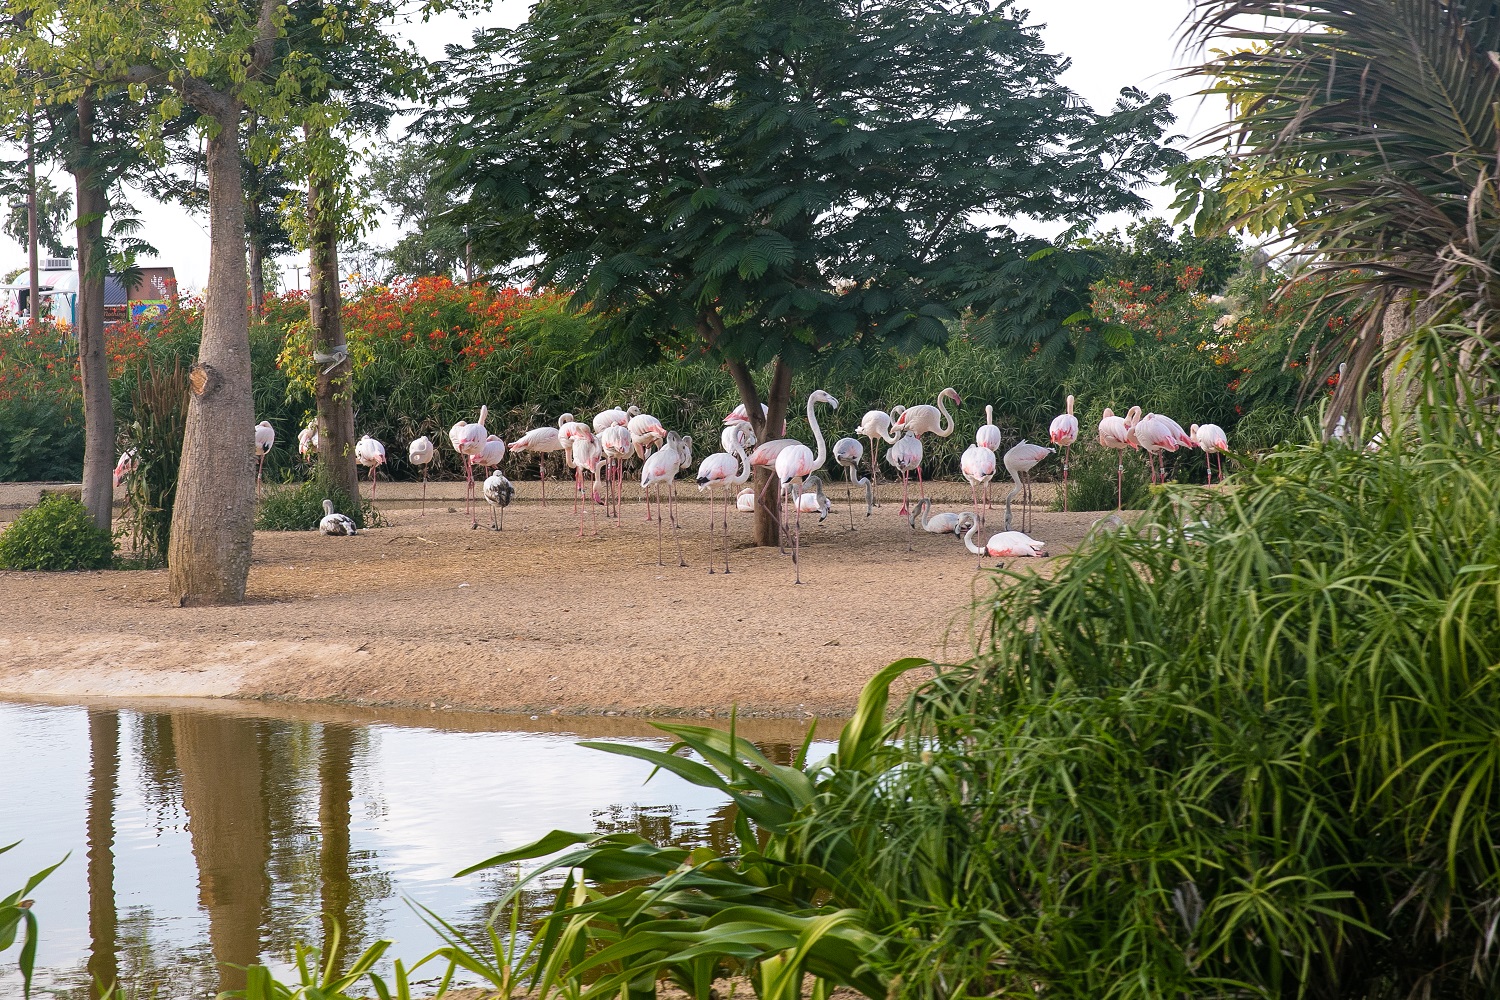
top-left (0, 0), bottom-right (1225, 292)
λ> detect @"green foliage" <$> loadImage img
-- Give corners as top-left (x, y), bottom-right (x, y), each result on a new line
top-left (0, 173), bottom-right (74, 259)
top-left (119, 357), bottom-right (188, 566)
top-left (255, 470), bottom-right (371, 531)
top-left (0, 491), bottom-right (114, 570)
top-left (234, 924), bottom-right (395, 1000)
top-left (0, 393), bottom-right (84, 481)
top-left (0, 843), bottom-right (66, 1000)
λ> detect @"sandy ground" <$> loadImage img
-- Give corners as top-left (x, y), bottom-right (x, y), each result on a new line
top-left (0, 477), bottom-right (1101, 717)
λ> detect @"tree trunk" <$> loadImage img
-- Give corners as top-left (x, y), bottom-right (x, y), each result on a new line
top-left (73, 91), bottom-right (115, 532)
top-left (25, 104), bottom-right (40, 336)
top-left (167, 108), bottom-right (258, 605)
top-left (245, 116), bottom-right (266, 314)
top-left (305, 128), bottom-right (359, 503)
top-left (86, 711), bottom-right (119, 1000)
top-left (318, 723), bottom-right (355, 974)
top-left (751, 359), bottom-right (791, 547)
top-left (247, 230), bottom-right (266, 314)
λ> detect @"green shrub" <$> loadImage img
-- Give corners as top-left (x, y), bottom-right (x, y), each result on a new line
top-left (256, 472), bottom-right (374, 531)
top-left (119, 358), bottom-right (188, 566)
top-left (0, 492), bottom-right (115, 570)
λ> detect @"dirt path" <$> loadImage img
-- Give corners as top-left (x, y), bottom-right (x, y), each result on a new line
top-left (0, 478), bottom-right (1103, 716)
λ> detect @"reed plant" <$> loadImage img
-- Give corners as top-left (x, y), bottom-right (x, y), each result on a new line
top-left (119, 358), bottom-right (188, 566)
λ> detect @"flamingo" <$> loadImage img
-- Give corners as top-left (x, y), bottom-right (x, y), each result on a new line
top-left (641, 431), bottom-right (693, 566)
top-left (891, 387), bottom-right (961, 440)
top-left (960, 442), bottom-right (997, 515)
top-left (355, 435), bottom-right (386, 501)
top-left (112, 448), bottom-right (137, 488)
top-left (297, 421), bottom-right (318, 460)
top-left (857, 406), bottom-right (902, 497)
top-left (571, 436), bottom-right (606, 536)
top-left (319, 498), bottom-right (357, 536)
top-left (884, 432), bottom-right (924, 515)
top-left (774, 392), bottom-right (840, 583)
top-left (749, 390), bottom-right (837, 537)
top-left (627, 412), bottom-right (668, 458)
top-left (1133, 413), bottom-right (1192, 484)
top-left (254, 420), bottom-right (275, 493)
top-left (832, 436), bottom-right (866, 530)
top-left (909, 498), bottom-right (975, 535)
top-left (599, 423), bottom-right (636, 519)
top-left (593, 405), bottom-right (639, 434)
top-left (468, 435), bottom-right (508, 528)
top-left (1049, 395), bottom-right (1079, 512)
top-left (483, 470), bottom-right (515, 531)
top-left (793, 475), bottom-right (832, 519)
top-left (1098, 407), bottom-right (1134, 510)
top-left (408, 436), bottom-right (435, 514)
top-left (1192, 423), bottom-right (1229, 483)
top-left (450, 405), bottom-right (488, 520)
top-left (510, 426), bottom-right (566, 506)
top-left (558, 414), bottom-right (598, 508)
top-left (1002, 440), bottom-right (1054, 533)
top-left (961, 518), bottom-right (1047, 568)
top-left (736, 487), bottom-right (756, 512)
top-left (976, 404), bottom-right (1002, 452)
top-left (696, 434), bottom-right (752, 573)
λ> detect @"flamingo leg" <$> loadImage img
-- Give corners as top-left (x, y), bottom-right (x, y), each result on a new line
top-left (1218, 452), bottom-right (1224, 482)
top-left (900, 470), bottom-right (910, 516)
top-left (539, 458), bottom-right (547, 507)
top-left (917, 465), bottom-right (926, 507)
top-left (722, 488), bottom-right (732, 574)
top-left (847, 479), bottom-right (856, 532)
top-left (592, 475), bottom-right (600, 535)
top-left (421, 468), bottom-right (427, 516)
top-left (707, 488), bottom-right (717, 574)
top-left (257, 454), bottom-right (265, 495)
top-left (1063, 445), bottom-right (1071, 512)
top-left (655, 485), bottom-right (664, 565)
top-left (869, 437), bottom-right (880, 501)
top-left (791, 480), bottom-right (803, 585)
top-left (490, 498), bottom-right (498, 530)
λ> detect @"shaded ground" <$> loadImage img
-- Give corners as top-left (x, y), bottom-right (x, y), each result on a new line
top-left (0, 477), bottom-right (1105, 717)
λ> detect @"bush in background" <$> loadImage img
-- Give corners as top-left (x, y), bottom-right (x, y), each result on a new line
top-left (256, 470), bottom-right (372, 531)
top-left (0, 492), bottom-right (114, 570)
top-left (119, 357), bottom-right (189, 566)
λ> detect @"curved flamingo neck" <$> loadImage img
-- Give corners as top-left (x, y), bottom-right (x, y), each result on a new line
top-left (732, 439), bottom-right (752, 484)
top-left (962, 517), bottom-right (983, 554)
top-left (935, 392), bottom-right (955, 437)
top-left (806, 395), bottom-right (828, 471)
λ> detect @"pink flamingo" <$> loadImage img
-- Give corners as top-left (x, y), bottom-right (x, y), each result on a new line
top-left (254, 420), bottom-right (275, 493)
top-left (510, 426), bottom-right (565, 506)
top-left (1049, 395), bottom-right (1079, 511)
top-left (598, 423), bottom-right (635, 519)
top-left (593, 405), bottom-right (639, 434)
top-left (641, 431), bottom-right (693, 566)
top-left (557, 414), bottom-right (597, 509)
top-left (468, 435), bottom-right (508, 528)
top-left (1192, 423), bottom-right (1229, 483)
top-left (449, 405), bottom-right (488, 520)
top-left (892, 387), bottom-right (961, 440)
top-left (749, 390), bottom-right (837, 532)
top-left (1002, 440), bottom-right (1054, 533)
top-left (857, 407), bottom-right (902, 498)
top-left (975, 404), bottom-right (1002, 452)
top-left (961, 442), bottom-right (997, 516)
top-left (696, 432), bottom-right (751, 573)
top-left (298, 421), bottom-right (318, 459)
top-left (774, 393), bottom-right (839, 584)
top-left (962, 518), bottom-right (1047, 568)
top-left (1133, 413), bottom-right (1192, 484)
top-left (884, 432), bottom-right (924, 515)
top-left (112, 448), bottom-right (137, 488)
top-left (570, 436), bottom-right (606, 536)
top-left (1097, 407), bottom-right (1134, 510)
top-left (355, 435), bottom-right (386, 502)
top-left (408, 436), bottom-right (435, 514)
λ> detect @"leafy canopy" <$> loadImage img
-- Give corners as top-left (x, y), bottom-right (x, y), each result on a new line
top-left (426, 0), bottom-right (1181, 376)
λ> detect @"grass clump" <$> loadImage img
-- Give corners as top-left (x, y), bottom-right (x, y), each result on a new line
top-left (256, 472), bottom-right (375, 531)
top-left (0, 492), bottom-right (115, 570)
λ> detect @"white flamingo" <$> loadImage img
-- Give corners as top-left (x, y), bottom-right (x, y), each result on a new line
top-left (319, 499), bottom-right (357, 536)
top-left (1049, 395), bottom-right (1079, 511)
top-left (976, 404), bottom-right (1002, 452)
top-left (832, 436), bottom-right (867, 530)
top-left (510, 426), bottom-right (566, 506)
top-left (641, 430), bottom-right (693, 566)
top-left (483, 470), bottom-right (515, 531)
top-left (254, 420), bottom-right (275, 492)
top-left (1192, 423), bottom-right (1230, 483)
top-left (773, 391), bottom-right (840, 582)
top-left (355, 435), bottom-right (386, 502)
top-left (749, 390), bottom-right (837, 536)
top-left (962, 518), bottom-right (1047, 568)
top-left (450, 405), bottom-right (488, 520)
top-left (696, 433), bottom-right (752, 573)
top-left (856, 407), bottom-right (901, 497)
top-left (909, 498), bottom-right (974, 535)
top-left (1097, 406), bottom-right (1134, 510)
top-left (960, 442), bottom-right (997, 515)
top-left (599, 423), bottom-right (636, 519)
top-left (891, 387), bottom-right (961, 440)
top-left (297, 421), bottom-right (319, 460)
top-left (558, 414), bottom-right (598, 509)
top-left (408, 436), bottom-right (435, 514)
top-left (884, 432), bottom-right (924, 515)
top-left (571, 436), bottom-right (606, 536)
top-left (736, 487), bottom-right (756, 512)
top-left (1002, 440), bottom-right (1054, 533)
top-left (592, 405), bottom-right (639, 434)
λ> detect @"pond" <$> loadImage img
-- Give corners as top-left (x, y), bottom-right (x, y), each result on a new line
top-left (0, 699), bottom-right (825, 998)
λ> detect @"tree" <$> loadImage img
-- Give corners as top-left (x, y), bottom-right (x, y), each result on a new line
top-left (427, 0), bottom-right (1179, 544)
top-left (368, 145), bottom-right (470, 279)
top-left (0, 172), bottom-right (72, 258)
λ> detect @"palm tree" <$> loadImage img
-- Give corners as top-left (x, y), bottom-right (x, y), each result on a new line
top-left (1183, 0), bottom-right (1500, 427)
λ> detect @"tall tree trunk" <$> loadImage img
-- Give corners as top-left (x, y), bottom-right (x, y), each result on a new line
top-left (168, 108), bottom-right (258, 605)
top-left (86, 711), bottom-right (119, 1000)
top-left (25, 103), bottom-right (39, 337)
top-left (755, 360), bottom-right (791, 547)
top-left (176, 713), bottom-right (269, 997)
top-left (73, 91), bottom-right (115, 531)
top-left (305, 126), bottom-right (358, 503)
top-left (318, 724), bottom-right (355, 975)
top-left (245, 116), bottom-right (266, 314)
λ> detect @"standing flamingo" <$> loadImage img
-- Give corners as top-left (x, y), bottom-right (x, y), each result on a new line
top-left (774, 393), bottom-right (840, 584)
top-left (1002, 440), bottom-right (1054, 533)
top-left (450, 405), bottom-right (488, 520)
top-left (112, 448), bottom-right (138, 488)
top-left (1192, 423), bottom-right (1229, 483)
top-left (510, 426), bottom-right (566, 506)
top-left (884, 432), bottom-right (924, 516)
top-left (696, 433), bottom-right (752, 573)
top-left (468, 435), bottom-right (508, 528)
top-left (408, 436), bottom-right (435, 514)
top-left (891, 387), bottom-right (961, 439)
top-left (960, 442), bottom-right (997, 516)
top-left (598, 423), bottom-right (636, 519)
top-left (297, 421), bottom-right (319, 461)
top-left (570, 436), bottom-right (606, 536)
top-left (857, 407), bottom-right (902, 498)
top-left (961, 517), bottom-right (1047, 568)
top-left (1097, 407), bottom-right (1133, 510)
top-left (254, 420), bottom-right (275, 493)
top-left (748, 390), bottom-right (838, 537)
top-left (832, 436), bottom-right (866, 530)
top-left (592, 405), bottom-right (639, 434)
top-left (641, 431), bottom-right (693, 566)
top-left (558, 414), bottom-right (597, 508)
top-left (1132, 413), bottom-right (1192, 484)
top-left (483, 470), bottom-right (515, 530)
top-left (1049, 395), bottom-right (1079, 512)
top-left (355, 435), bottom-right (386, 502)
top-left (975, 404), bottom-right (1002, 452)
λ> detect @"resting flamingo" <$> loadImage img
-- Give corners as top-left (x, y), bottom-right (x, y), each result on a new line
top-left (962, 518), bottom-right (1047, 568)
top-left (450, 405), bottom-right (488, 521)
top-left (832, 436), bottom-right (866, 530)
top-left (960, 442), bottom-right (997, 516)
top-left (598, 423), bottom-right (636, 519)
top-left (319, 499), bottom-right (357, 536)
top-left (408, 436), bottom-right (435, 514)
top-left (910, 499), bottom-right (974, 535)
top-left (558, 414), bottom-right (597, 509)
top-left (736, 487), bottom-right (756, 512)
top-left (1002, 440), bottom-right (1053, 533)
top-left (254, 420), bottom-right (275, 493)
top-left (355, 435), bottom-right (386, 502)
top-left (298, 421), bottom-right (318, 459)
top-left (884, 432), bottom-right (924, 515)
top-left (774, 391), bottom-right (840, 584)
top-left (593, 405), bottom-right (639, 434)
top-left (725, 402), bottom-right (782, 437)
top-left (468, 435), bottom-right (508, 528)
top-left (483, 470), bottom-right (515, 531)
top-left (1049, 395), bottom-right (1079, 511)
top-left (696, 434), bottom-right (752, 573)
top-left (1097, 407), bottom-right (1133, 510)
top-left (857, 407), bottom-right (902, 497)
top-left (1192, 423), bottom-right (1229, 483)
top-left (641, 431), bottom-right (693, 566)
top-left (892, 387), bottom-right (961, 439)
top-left (1133, 413), bottom-right (1193, 484)
top-left (749, 389), bottom-right (837, 533)
top-left (510, 426), bottom-right (566, 506)
top-left (976, 404), bottom-right (1002, 452)
top-left (571, 436), bottom-right (606, 536)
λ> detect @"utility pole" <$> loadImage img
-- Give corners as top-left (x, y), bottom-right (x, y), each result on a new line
top-left (25, 99), bottom-right (39, 335)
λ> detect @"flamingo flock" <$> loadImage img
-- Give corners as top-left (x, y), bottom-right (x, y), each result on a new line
top-left (121, 390), bottom-right (1234, 578)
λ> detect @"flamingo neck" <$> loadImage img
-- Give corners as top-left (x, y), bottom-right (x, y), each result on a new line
top-left (985, 404), bottom-right (994, 428)
top-left (962, 518), bottom-right (983, 555)
top-left (1066, 394), bottom-right (1075, 416)
top-left (733, 440), bottom-right (752, 484)
top-left (806, 396), bottom-right (828, 471)
top-left (935, 392), bottom-right (954, 437)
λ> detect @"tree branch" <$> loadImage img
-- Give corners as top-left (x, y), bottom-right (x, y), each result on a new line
top-left (250, 0), bottom-right (280, 75)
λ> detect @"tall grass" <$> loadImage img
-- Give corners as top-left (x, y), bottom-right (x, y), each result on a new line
top-left (119, 358), bottom-right (188, 566)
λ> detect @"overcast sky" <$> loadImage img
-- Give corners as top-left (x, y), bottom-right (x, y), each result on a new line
top-left (0, 0), bottom-right (1225, 291)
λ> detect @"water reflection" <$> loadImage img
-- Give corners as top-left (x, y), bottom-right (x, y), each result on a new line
top-left (0, 700), bottom-right (821, 997)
